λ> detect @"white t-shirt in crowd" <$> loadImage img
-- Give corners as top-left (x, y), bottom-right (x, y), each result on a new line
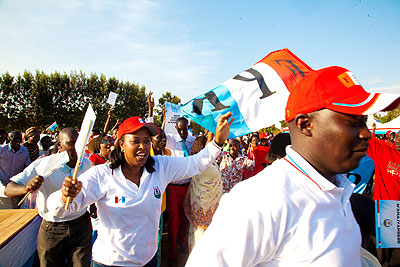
top-left (186, 146), bottom-right (362, 267)
top-left (11, 154), bottom-right (91, 222)
top-left (46, 141), bottom-right (221, 266)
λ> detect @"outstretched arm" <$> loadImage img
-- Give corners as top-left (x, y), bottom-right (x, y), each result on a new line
top-left (147, 91), bottom-right (154, 119)
top-left (161, 104), bottom-right (166, 130)
top-left (214, 112), bottom-right (234, 146)
top-left (103, 107), bottom-right (113, 133)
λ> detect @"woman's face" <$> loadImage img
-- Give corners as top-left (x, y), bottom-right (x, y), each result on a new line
top-left (120, 128), bottom-right (151, 167)
top-left (28, 132), bottom-right (40, 145)
top-left (99, 136), bottom-right (113, 158)
top-left (229, 140), bottom-right (240, 158)
top-left (251, 136), bottom-right (259, 146)
top-left (152, 131), bottom-right (167, 150)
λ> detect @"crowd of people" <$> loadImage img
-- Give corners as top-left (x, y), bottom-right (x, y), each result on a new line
top-left (0, 65), bottom-right (400, 267)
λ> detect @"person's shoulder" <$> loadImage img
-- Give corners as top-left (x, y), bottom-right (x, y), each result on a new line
top-left (88, 153), bottom-right (97, 160)
top-left (81, 157), bottom-right (94, 171)
top-left (0, 144), bottom-right (9, 154)
top-left (19, 145), bottom-right (30, 155)
top-left (82, 161), bottom-right (111, 179)
top-left (93, 162), bottom-right (112, 172)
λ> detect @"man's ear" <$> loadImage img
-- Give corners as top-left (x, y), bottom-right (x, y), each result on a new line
top-left (294, 113), bottom-right (312, 137)
top-left (119, 139), bottom-right (124, 150)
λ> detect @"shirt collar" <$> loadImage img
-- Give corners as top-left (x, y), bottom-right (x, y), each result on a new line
top-left (113, 165), bottom-right (150, 189)
top-left (284, 146), bottom-right (355, 192)
top-left (8, 144), bottom-right (22, 154)
top-left (59, 160), bottom-right (85, 172)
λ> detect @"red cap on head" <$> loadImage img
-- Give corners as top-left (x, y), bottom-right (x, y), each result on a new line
top-left (259, 132), bottom-right (268, 139)
top-left (285, 66), bottom-right (400, 122)
top-left (118, 116), bottom-right (159, 140)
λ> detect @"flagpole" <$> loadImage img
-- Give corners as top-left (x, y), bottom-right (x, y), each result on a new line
top-left (17, 191), bottom-right (31, 206)
top-left (64, 119), bottom-right (93, 210)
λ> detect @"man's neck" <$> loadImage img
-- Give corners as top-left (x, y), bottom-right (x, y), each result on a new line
top-left (11, 145), bottom-right (20, 152)
top-left (290, 146), bottom-right (336, 184)
top-left (152, 145), bottom-right (163, 155)
top-left (66, 159), bottom-right (77, 168)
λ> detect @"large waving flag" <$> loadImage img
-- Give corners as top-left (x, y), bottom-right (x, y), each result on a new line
top-left (180, 48), bottom-right (313, 138)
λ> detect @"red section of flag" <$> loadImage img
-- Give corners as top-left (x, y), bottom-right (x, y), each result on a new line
top-left (115, 197), bottom-right (118, 204)
top-left (257, 48), bottom-right (314, 93)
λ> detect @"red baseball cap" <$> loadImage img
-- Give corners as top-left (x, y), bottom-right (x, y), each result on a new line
top-left (259, 132), bottom-right (268, 139)
top-left (285, 66), bottom-right (400, 122)
top-left (118, 116), bottom-right (159, 139)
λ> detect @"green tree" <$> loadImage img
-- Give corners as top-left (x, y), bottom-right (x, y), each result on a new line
top-left (0, 70), bottom-right (149, 132)
top-left (375, 106), bottom-right (400, 123)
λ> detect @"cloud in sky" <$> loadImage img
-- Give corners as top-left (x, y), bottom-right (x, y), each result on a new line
top-left (0, 0), bottom-right (221, 103)
top-left (366, 76), bottom-right (384, 85)
top-left (368, 85), bottom-right (400, 94)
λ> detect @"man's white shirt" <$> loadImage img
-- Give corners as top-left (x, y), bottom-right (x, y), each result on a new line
top-left (186, 146), bottom-right (361, 267)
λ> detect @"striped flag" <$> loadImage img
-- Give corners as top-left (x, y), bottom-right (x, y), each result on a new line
top-left (180, 48), bottom-right (313, 138)
top-left (49, 122), bottom-right (58, 132)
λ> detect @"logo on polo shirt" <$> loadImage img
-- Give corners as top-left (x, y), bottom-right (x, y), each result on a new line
top-left (115, 195), bottom-right (126, 204)
top-left (383, 219), bottom-right (392, 227)
top-left (153, 186), bottom-right (161, 199)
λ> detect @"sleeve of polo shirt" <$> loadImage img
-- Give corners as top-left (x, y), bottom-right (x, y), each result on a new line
top-left (10, 161), bottom-right (38, 186)
top-left (186, 184), bottom-right (281, 267)
top-left (46, 167), bottom-right (105, 218)
top-left (159, 141), bottom-right (221, 184)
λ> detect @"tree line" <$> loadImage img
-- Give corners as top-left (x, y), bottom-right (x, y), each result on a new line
top-left (2, 70), bottom-right (397, 135)
top-left (0, 71), bottom-right (181, 132)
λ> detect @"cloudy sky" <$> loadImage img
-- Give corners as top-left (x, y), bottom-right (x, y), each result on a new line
top-left (1, 0), bottom-right (399, 104)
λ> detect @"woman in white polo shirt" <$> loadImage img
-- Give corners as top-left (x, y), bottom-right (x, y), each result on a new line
top-left (47, 113), bottom-right (233, 267)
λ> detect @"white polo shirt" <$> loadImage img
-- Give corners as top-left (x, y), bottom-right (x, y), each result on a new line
top-left (47, 141), bottom-right (221, 266)
top-left (11, 154), bottom-right (91, 222)
top-left (186, 146), bottom-right (361, 267)
top-left (165, 132), bottom-right (196, 184)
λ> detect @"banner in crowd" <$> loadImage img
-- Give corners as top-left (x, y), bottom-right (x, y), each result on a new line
top-left (376, 200), bottom-right (400, 248)
top-left (180, 48), bottom-right (313, 138)
top-left (164, 102), bottom-right (181, 135)
top-left (75, 104), bottom-right (96, 165)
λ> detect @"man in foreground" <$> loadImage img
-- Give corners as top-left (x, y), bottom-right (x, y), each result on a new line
top-left (186, 66), bottom-right (400, 266)
top-left (5, 128), bottom-right (92, 266)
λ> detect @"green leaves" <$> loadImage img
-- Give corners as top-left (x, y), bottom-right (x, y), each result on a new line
top-left (0, 71), bottom-right (148, 132)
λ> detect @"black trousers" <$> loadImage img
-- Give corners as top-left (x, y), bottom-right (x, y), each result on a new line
top-left (37, 212), bottom-right (92, 267)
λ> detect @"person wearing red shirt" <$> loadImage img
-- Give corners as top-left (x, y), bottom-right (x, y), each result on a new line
top-left (253, 132), bottom-right (271, 175)
top-left (89, 134), bottom-right (113, 166)
top-left (367, 124), bottom-right (400, 201)
top-left (367, 125), bottom-right (400, 267)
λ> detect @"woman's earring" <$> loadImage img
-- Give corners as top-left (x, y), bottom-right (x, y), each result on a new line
top-left (121, 148), bottom-right (125, 153)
